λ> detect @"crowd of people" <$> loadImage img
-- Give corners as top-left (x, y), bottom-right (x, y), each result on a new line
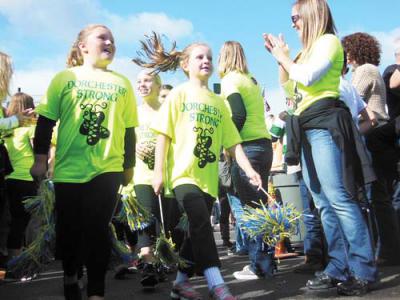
top-left (0, 0), bottom-right (400, 299)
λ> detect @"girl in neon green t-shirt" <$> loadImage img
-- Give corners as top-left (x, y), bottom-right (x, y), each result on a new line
top-left (3, 92), bottom-right (36, 261)
top-left (31, 24), bottom-right (138, 300)
top-left (218, 41), bottom-right (274, 280)
top-left (131, 69), bottom-right (180, 288)
top-left (134, 32), bottom-right (262, 300)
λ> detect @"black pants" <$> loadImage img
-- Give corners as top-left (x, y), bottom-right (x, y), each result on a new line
top-left (218, 185), bottom-right (231, 243)
top-left (5, 179), bottom-right (36, 249)
top-left (134, 185), bottom-right (182, 249)
top-left (365, 124), bottom-right (400, 260)
top-left (174, 184), bottom-right (220, 276)
top-left (54, 172), bottom-right (121, 297)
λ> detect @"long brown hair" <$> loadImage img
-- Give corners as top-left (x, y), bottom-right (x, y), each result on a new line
top-left (7, 92), bottom-right (35, 116)
top-left (66, 24), bottom-right (110, 68)
top-left (0, 51), bottom-right (13, 102)
top-left (296, 0), bottom-right (337, 62)
top-left (132, 32), bottom-right (209, 77)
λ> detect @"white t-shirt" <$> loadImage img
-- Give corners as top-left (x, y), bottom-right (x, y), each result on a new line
top-left (339, 77), bottom-right (367, 126)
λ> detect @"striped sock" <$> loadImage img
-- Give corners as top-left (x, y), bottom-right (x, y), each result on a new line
top-left (175, 271), bottom-right (189, 284)
top-left (204, 267), bottom-right (224, 290)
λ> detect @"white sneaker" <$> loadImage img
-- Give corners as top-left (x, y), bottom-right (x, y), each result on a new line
top-left (233, 265), bottom-right (259, 280)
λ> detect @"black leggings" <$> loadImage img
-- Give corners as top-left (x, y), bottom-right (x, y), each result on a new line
top-left (134, 185), bottom-right (182, 249)
top-left (6, 179), bottom-right (36, 249)
top-left (174, 184), bottom-right (220, 276)
top-left (54, 172), bottom-right (121, 297)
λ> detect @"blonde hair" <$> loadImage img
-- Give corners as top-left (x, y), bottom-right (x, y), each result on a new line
top-left (132, 32), bottom-right (209, 77)
top-left (137, 69), bottom-right (162, 87)
top-left (66, 24), bottom-right (110, 68)
top-left (218, 41), bottom-right (249, 78)
top-left (295, 0), bottom-right (336, 62)
top-left (7, 92), bottom-right (35, 116)
top-left (0, 51), bottom-right (13, 102)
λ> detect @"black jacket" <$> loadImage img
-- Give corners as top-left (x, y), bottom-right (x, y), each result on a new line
top-left (285, 98), bottom-right (376, 199)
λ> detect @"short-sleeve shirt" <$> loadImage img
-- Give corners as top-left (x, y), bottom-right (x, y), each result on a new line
top-left (283, 34), bottom-right (344, 115)
top-left (36, 66), bottom-right (138, 183)
top-left (220, 71), bottom-right (271, 141)
top-left (151, 82), bottom-right (241, 197)
top-left (4, 126), bottom-right (35, 181)
top-left (133, 105), bottom-right (158, 186)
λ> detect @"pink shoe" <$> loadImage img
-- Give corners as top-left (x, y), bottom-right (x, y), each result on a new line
top-left (170, 280), bottom-right (203, 300)
top-left (209, 284), bottom-right (237, 300)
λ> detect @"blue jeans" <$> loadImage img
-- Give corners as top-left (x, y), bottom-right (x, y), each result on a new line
top-left (301, 129), bottom-right (377, 282)
top-left (298, 173), bottom-right (324, 262)
top-left (231, 139), bottom-right (274, 276)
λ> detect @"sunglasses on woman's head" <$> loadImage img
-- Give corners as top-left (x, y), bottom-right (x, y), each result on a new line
top-left (291, 15), bottom-right (300, 23)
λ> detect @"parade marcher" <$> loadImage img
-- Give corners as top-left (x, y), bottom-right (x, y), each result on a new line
top-left (263, 0), bottom-right (377, 295)
top-left (134, 32), bottom-right (262, 300)
top-left (131, 69), bottom-right (178, 288)
top-left (30, 24), bottom-right (138, 300)
top-left (158, 84), bottom-right (173, 105)
top-left (343, 32), bottom-right (400, 266)
top-left (218, 41), bottom-right (274, 280)
top-left (3, 93), bottom-right (36, 262)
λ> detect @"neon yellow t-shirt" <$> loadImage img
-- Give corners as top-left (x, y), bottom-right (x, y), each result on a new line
top-left (4, 126), bottom-right (35, 181)
top-left (221, 71), bottom-right (271, 141)
top-left (151, 82), bottom-right (242, 198)
top-left (36, 66), bottom-right (138, 183)
top-left (133, 105), bottom-right (158, 186)
top-left (283, 34), bottom-right (344, 115)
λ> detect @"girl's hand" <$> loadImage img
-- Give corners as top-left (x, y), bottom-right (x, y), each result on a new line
top-left (30, 160), bottom-right (48, 183)
top-left (246, 168), bottom-right (262, 190)
top-left (122, 167), bottom-right (133, 186)
top-left (152, 172), bottom-right (164, 195)
top-left (17, 108), bottom-right (35, 127)
top-left (136, 142), bottom-right (155, 161)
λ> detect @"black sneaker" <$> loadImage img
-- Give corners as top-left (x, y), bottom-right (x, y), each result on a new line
top-left (337, 277), bottom-right (372, 296)
top-left (140, 263), bottom-right (159, 288)
top-left (64, 282), bottom-right (82, 300)
top-left (114, 265), bottom-right (129, 280)
top-left (306, 272), bottom-right (342, 290)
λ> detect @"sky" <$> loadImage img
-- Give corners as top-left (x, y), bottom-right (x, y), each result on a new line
top-left (1, 0), bottom-right (399, 114)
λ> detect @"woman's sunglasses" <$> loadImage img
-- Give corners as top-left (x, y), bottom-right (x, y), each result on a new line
top-left (291, 15), bottom-right (300, 23)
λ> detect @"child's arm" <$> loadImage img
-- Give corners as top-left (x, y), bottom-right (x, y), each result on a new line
top-left (227, 144), bottom-right (262, 189)
top-left (30, 115), bottom-right (56, 182)
top-left (152, 133), bottom-right (170, 195)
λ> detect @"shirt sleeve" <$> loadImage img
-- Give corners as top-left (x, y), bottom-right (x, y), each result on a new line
top-left (123, 78), bottom-right (138, 128)
top-left (220, 74), bottom-right (240, 98)
top-left (220, 104), bottom-right (242, 149)
top-left (150, 90), bottom-right (176, 139)
top-left (35, 71), bottom-right (65, 121)
top-left (352, 67), bottom-right (372, 100)
top-left (289, 35), bottom-right (341, 87)
top-left (0, 115), bottom-right (18, 130)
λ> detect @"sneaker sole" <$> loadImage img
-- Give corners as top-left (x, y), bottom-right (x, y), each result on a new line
top-left (233, 272), bottom-right (259, 280)
top-left (170, 290), bottom-right (201, 300)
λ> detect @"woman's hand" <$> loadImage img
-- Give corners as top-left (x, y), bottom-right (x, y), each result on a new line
top-left (152, 171), bottom-right (164, 195)
top-left (263, 33), bottom-right (290, 62)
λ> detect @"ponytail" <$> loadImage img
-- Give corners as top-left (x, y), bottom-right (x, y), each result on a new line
top-left (132, 32), bottom-right (182, 74)
top-left (0, 51), bottom-right (13, 102)
top-left (66, 41), bottom-right (83, 68)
